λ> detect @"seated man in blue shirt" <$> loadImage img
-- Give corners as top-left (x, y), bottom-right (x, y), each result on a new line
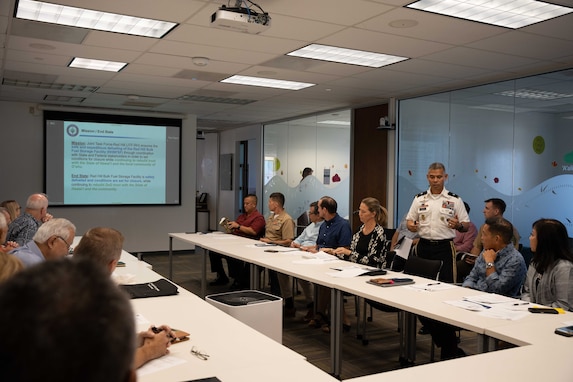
top-left (462, 216), bottom-right (526, 297)
top-left (290, 201), bottom-right (323, 321)
top-left (308, 196), bottom-right (352, 331)
top-left (427, 217), bottom-right (527, 360)
top-left (10, 218), bottom-right (76, 267)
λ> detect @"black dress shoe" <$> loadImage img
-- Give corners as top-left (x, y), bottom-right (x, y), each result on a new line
top-left (209, 275), bottom-right (229, 286)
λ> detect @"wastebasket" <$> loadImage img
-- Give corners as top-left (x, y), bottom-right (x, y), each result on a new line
top-left (206, 290), bottom-right (282, 343)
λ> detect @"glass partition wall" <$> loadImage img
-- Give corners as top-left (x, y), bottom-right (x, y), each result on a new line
top-left (263, 111), bottom-right (351, 226)
top-left (397, 68), bottom-right (573, 245)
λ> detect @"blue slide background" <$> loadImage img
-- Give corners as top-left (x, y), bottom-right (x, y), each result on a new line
top-left (63, 122), bottom-right (167, 204)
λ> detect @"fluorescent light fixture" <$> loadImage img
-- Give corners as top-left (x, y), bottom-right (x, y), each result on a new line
top-left (221, 75), bottom-right (314, 90)
top-left (317, 120), bottom-right (351, 126)
top-left (69, 57), bottom-right (127, 72)
top-left (16, 0), bottom-right (177, 38)
top-left (287, 44), bottom-right (408, 68)
top-left (470, 104), bottom-right (530, 113)
top-left (407, 0), bottom-right (573, 29)
top-left (496, 88), bottom-right (573, 100)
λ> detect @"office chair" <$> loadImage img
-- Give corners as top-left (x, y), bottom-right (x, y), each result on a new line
top-left (359, 255), bottom-right (443, 361)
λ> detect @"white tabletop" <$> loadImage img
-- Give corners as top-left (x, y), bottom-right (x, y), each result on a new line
top-left (343, 342), bottom-right (573, 382)
top-left (113, 247), bottom-right (335, 382)
top-left (169, 232), bottom-right (573, 380)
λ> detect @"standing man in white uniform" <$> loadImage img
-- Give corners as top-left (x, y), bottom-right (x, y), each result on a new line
top-left (406, 162), bottom-right (470, 283)
top-left (406, 162), bottom-right (471, 360)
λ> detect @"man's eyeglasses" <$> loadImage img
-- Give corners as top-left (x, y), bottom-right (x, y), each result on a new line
top-left (56, 236), bottom-right (72, 251)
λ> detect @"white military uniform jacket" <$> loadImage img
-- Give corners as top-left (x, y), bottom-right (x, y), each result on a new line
top-left (406, 187), bottom-right (470, 240)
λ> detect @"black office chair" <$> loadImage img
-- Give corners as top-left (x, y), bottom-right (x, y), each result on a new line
top-left (403, 256), bottom-right (443, 279)
top-left (358, 256), bottom-right (442, 349)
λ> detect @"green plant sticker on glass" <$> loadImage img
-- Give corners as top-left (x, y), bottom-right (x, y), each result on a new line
top-left (532, 136), bottom-right (545, 155)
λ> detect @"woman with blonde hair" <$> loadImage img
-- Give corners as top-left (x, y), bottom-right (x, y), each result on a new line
top-left (327, 197), bottom-right (390, 268)
top-left (319, 197), bottom-right (390, 332)
top-left (0, 200), bottom-right (21, 222)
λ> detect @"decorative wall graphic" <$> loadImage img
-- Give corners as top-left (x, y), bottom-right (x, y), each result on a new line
top-left (532, 136), bottom-right (545, 155)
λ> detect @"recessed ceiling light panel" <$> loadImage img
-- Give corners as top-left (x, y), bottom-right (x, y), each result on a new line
top-left (69, 57), bottom-right (127, 72)
top-left (16, 0), bottom-right (177, 38)
top-left (287, 44), bottom-right (408, 68)
top-left (221, 75), bottom-right (314, 90)
top-left (407, 0), bottom-right (573, 29)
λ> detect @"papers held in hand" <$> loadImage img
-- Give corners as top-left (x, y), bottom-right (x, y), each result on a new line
top-left (394, 236), bottom-right (413, 260)
top-left (219, 217), bottom-right (232, 233)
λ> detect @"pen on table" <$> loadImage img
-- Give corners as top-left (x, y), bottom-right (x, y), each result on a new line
top-left (427, 282), bottom-right (441, 286)
top-left (330, 267), bottom-right (342, 271)
top-left (513, 302), bottom-right (529, 306)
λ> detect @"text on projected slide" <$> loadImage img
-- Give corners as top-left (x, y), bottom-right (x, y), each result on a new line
top-left (64, 123), bottom-right (167, 204)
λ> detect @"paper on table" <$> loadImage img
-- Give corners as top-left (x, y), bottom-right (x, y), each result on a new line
top-left (292, 257), bottom-right (340, 265)
top-left (444, 299), bottom-right (490, 311)
top-left (301, 251), bottom-right (338, 260)
top-left (135, 313), bottom-right (150, 326)
top-left (478, 308), bottom-right (530, 320)
top-left (327, 265), bottom-right (373, 278)
top-left (463, 294), bottom-right (516, 305)
top-left (407, 282), bottom-right (457, 292)
top-left (137, 354), bottom-right (187, 377)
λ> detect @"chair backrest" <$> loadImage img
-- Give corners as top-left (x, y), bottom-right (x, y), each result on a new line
top-left (384, 228), bottom-right (397, 241)
top-left (403, 256), bottom-right (442, 280)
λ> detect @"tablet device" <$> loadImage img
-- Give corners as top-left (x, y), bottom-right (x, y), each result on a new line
top-left (367, 277), bottom-right (414, 287)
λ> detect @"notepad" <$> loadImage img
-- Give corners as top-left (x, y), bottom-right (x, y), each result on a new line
top-left (121, 279), bottom-right (179, 299)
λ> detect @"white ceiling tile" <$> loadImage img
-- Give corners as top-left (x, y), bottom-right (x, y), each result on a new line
top-left (1, 0), bottom-right (572, 128)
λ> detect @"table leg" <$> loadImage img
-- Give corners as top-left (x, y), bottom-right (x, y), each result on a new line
top-left (330, 288), bottom-right (343, 378)
top-left (199, 246), bottom-right (207, 299)
top-left (399, 311), bottom-right (417, 365)
top-left (250, 264), bottom-right (260, 290)
top-left (168, 236), bottom-right (173, 280)
top-left (477, 334), bottom-right (494, 353)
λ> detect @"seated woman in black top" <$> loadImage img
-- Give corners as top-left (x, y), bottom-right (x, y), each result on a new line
top-left (326, 197), bottom-right (390, 267)
top-left (321, 197), bottom-right (390, 332)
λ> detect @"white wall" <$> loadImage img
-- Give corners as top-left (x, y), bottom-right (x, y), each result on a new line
top-left (0, 101), bottom-right (197, 252)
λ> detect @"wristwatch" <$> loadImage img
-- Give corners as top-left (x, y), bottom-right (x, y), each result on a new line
top-left (486, 262), bottom-right (495, 269)
top-left (237, 224), bottom-right (241, 230)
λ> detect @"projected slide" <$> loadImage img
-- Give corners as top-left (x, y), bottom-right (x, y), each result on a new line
top-left (45, 111), bottom-right (181, 206)
top-left (64, 122), bottom-right (166, 204)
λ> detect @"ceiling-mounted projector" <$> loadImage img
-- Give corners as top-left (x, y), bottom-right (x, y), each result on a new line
top-left (211, 3), bottom-right (271, 34)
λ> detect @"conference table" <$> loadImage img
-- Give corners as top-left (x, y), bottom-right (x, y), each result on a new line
top-left (112, 246), bottom-right (338, 382)
top-left (168, 232), bottom-right (573, 379)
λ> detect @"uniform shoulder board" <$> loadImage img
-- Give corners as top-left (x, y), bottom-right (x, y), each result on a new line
top-left (415, 191), bottom-right (427, 198)
top-left (447, 191), bottom-right (460, 198)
